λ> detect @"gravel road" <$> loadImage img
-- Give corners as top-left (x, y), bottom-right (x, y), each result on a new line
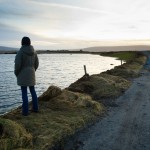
top-left (64, 52), bottom-right (150, 150)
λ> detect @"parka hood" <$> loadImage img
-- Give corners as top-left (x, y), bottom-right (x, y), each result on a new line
top-left (20, 45), bottom-right (35, 56)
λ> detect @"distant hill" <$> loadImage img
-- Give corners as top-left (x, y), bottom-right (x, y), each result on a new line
top-left (83, 45), bottom-right (150, 52)
top-left (0, 46), bottom-right (18, 54)
top-left (0, 46), bottom-right (18, 51)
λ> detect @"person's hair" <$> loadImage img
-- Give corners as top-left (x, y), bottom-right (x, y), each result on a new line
top-left (21, 37), bottom-right (31, 46)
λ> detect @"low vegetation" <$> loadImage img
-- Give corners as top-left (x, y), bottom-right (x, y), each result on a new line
top-left (68, 52), bottom-right (146, 104)
top-left (1, 86), bottom-right (104, 150)
top-left (100, 51), bottom-right (138, 62)
top-left (103, 52), bottom-right (146, 78)
top-left (0, 51), bottom-right (147, 150)
top-left (68, 73), bottom-right (131, 106)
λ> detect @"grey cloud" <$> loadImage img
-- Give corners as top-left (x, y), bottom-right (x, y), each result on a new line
top-left (0, 23), bottom-right (19, 31)
top-left (0, 9), bottom-right (34, 18)
top-left (30, 0), bottom-right (108, 16)
top-left (0, 1), bottom-right (39, 19)
top-left (0, 23), bottom-right (8, 28)
top-left (0, 22), bottom-right (53, 44)
top-left (0, 23), bottom-right (27, 41)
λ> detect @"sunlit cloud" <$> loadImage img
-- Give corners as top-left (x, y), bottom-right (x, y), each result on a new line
top-left (1, 0), bottom-right (150, 49)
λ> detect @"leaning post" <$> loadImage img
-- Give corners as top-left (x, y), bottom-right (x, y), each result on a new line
top-left (84, 65), bottom-right (87, 75)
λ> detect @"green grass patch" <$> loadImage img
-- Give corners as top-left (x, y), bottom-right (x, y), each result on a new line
top-left (104, 53), bottom-right (146, 79)
top-left (100, 51), bottom-right (138, 62)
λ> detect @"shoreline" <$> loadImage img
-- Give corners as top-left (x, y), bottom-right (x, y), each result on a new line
top-left (0, 52), bottom-right (121, 116)
top-left (0, 51), bottom-right (147, 149)
top-left (0, 50), bottom-right (99, 55)
top-left (0, 50), bottom-right (146, 55)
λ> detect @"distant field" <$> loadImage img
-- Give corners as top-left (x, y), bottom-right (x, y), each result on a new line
top-left (100, 51), bottom-right (138, 62)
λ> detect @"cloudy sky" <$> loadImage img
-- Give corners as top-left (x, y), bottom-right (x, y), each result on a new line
top-left (1, 0), bottom-right (150, 49)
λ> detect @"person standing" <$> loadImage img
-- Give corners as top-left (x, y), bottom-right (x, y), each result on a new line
top-left (14, 37), bottom-right (39, 116)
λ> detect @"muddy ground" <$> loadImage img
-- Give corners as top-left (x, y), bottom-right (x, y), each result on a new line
top-left (64, 53), bottom-right (150, 150)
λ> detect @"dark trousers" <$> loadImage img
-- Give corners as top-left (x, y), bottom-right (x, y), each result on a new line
top-left (21, 86), bottom-right (38, 115)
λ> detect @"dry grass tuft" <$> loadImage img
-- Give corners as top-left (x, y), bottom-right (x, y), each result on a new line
top-left (38, 85), bottom-right (62, 101)
top-left (68, 73), bottom-right (131, 106)
top-left (104, 55), bottom-right (146, 79)
top-left (0, 118), bottom-right (32, 150)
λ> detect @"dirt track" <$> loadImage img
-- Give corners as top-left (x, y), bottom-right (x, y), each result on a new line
top-left (64, 53), bottom-right (150, 150)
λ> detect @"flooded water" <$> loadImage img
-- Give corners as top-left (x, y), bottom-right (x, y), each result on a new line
top-left (0, 53), bottom-right (122, 114)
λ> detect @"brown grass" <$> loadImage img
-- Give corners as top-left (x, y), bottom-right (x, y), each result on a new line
top-left (104, 55), bottom-right (146, 78)
top-left (0, 118), bottom-right (32, 150)
top-left (1, 87), bottom-right (104, 150)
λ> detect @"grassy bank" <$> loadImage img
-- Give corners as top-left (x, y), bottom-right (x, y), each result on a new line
top-left (100, 51), bottom-right (138, 62)
top-left (0, 87), bottom-right (104, 150)
top-left (0, 51), bottom-right (147, 150)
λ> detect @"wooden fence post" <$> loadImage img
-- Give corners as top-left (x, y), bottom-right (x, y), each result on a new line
top-left (84, 65), bottom-right (87, 75)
